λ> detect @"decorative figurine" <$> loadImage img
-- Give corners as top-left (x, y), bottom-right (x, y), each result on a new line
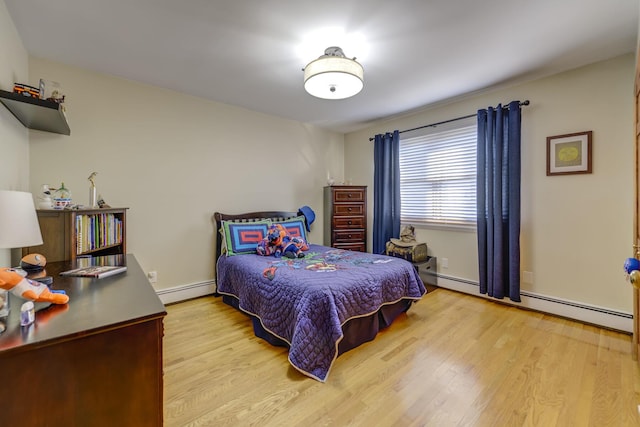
top-left (327, 171), bottom-right (335, 186)
top-left (46, 89), bottom-right (65, 104)
top-left (38, 184), bottom-right (53, 209)
top-left (97, 194), bottom-right (111, 209)
top-left (52, 182), bottom-right (72, 209)
top-left (88, 172), bottom-right (98, 208)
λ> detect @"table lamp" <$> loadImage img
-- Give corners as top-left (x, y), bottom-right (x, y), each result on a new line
top-left (0, 190), bottom-right (44, 316)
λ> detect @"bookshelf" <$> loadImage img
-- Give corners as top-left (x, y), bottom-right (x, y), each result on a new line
top-left (22, 208), bottom-right (127, 262)
top-left (0, 89), bottom-right (70, 135)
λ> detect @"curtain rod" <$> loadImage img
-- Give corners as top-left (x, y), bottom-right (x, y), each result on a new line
top-left (368, 100), bottom-right (530, 141)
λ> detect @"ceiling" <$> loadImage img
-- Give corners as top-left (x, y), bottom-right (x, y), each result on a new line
top-left (4, 0), bottom-right (639, 133)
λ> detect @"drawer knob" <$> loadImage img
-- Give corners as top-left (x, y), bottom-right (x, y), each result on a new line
top-left (348, 193), bottom-right (352, 198)
top-left (348, 234), bottom-right (352, 238)
top-left (348, 207), bottom-right (352, 212)
top-left (348, 220), bottom-right (352, 225)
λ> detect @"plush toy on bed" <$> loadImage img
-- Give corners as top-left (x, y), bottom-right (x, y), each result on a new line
top-left (257, 224), bottom-right (308, 258)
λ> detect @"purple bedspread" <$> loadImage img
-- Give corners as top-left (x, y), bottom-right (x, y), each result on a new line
top-left (216, 244), bottom-right (426, 381)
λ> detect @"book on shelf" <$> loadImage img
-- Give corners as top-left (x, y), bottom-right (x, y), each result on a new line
top-left (60, 265), bottom-right (127, 279)
top-left (74, 212), bottom-right (123, 255)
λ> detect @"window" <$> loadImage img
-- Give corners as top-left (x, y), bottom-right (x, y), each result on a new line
top-left (399, 119), bottom-right (477, 228)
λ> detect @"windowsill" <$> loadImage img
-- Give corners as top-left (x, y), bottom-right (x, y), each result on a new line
top-left (405, 222), bottom-right (477, 233)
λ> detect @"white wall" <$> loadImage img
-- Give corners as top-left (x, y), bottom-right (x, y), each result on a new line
top-left (3, 2), bottom-right (635, 317)
top-left (27, 58), bottom-right (344, 291)
top-left (0, 0), bottom-right (29, 266)
top-left (345, 54), bottom-right (635, 314)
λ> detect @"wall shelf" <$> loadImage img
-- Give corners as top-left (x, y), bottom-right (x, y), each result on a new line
top-left (0, 89), bottom-right (70, 135)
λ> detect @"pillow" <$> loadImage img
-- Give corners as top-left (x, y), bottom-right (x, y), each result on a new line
top-left (273, 216), bottom-right (307, 241)
top-left (222, 220), bottom-right (272, 255)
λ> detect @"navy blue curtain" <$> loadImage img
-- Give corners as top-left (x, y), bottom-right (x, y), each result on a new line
top-left (477, 101), bottom-right (522, 302)
top-left (373, 130), bottom-right (401, 254)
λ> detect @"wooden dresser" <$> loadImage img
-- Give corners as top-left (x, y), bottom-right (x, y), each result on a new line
top-left (0, 254), bottom-right (166, 427)
top-left (323, 185), bottom-right (367, 252)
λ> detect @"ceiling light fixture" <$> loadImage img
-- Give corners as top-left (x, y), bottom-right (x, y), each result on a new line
top-left (303, 46), bottom-right (364, 100)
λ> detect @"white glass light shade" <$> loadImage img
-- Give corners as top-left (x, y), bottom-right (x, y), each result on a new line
top-left (0, 190), bottom-right (43, 248)
top-left (304, 55), bottom-right (364, 100)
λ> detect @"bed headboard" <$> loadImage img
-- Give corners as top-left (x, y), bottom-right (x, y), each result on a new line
top-left (213, 210), bottom-right (299, 264)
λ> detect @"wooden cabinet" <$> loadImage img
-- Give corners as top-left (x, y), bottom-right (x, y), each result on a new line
top-left (324, 185), bottom-right (367, 252)
top-left (0, 254), bottom-right (166, 427)
top-left (23, 208), bottom-right (127, 262)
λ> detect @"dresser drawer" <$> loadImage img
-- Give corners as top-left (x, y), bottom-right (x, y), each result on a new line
top-left (333, 230), bottom-right (365, 242)
top-left (333, 189), bottom-right (365, 203)
top-left (333, 216), bottom-right (365, 229)
top-left (333, 203), bottom-right (364, 216)
top-left (333, 242), bottom-right (366, 252)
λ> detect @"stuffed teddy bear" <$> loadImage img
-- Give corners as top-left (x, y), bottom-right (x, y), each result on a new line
top-left (0, 267), bottom-right (69, 304)
top-left (257, 224), bottom-right (308, 258)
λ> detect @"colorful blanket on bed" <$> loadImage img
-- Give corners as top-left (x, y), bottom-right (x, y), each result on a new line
top-left (216, 244), bottom-right (426, 381)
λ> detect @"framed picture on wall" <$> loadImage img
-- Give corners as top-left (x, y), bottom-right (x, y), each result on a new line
top-left (546, 131), bottom-right (592, 176)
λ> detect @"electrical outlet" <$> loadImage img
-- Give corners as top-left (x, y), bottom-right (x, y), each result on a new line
top-left (441, 258), bottom-right (449, 269)
top-left (523, 271), bottom-right (533, 284)
top-left (147, 271), bottom-right (157, 283)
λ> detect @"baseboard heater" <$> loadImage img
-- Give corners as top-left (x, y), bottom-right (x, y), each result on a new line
top-left (435, 274), bottom-right (633, 333)
top-left (156, 280), bottom-right (216, 305)
top-left (154, 274), bottom-right (633, 333)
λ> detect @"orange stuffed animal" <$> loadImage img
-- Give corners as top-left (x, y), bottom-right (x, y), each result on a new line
top-left (0, 267), bottom-right (69, 304)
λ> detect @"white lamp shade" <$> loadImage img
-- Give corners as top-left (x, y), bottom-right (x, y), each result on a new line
top-left (0, 190), bottom-right (43, 248)
top-left (304, 56), bottom-right (364, 100)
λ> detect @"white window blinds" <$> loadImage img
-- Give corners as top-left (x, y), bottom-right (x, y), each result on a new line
top-left (399, 121), bottom-right (477, 228)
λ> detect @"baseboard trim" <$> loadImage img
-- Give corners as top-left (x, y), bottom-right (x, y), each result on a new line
top-left (156, 280), bottom-right (216, 305)
top-left (156, 276), bottom-right (633, 333)
top-left (436, 275), bottom-right (633, 333)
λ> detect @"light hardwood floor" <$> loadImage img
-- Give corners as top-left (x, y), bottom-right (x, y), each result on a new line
top-left (163, 288), bottom-right (640, 426)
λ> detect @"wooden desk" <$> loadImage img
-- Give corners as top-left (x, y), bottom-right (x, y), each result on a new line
top-left (0, 254), bottom-right (166, 427)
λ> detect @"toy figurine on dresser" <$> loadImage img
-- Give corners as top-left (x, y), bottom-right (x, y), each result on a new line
top-left (0, 268), bottom-right (68, 305)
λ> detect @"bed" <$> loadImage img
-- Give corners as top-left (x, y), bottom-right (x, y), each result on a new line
top-left (214, 210), bottom-right (426, 382)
